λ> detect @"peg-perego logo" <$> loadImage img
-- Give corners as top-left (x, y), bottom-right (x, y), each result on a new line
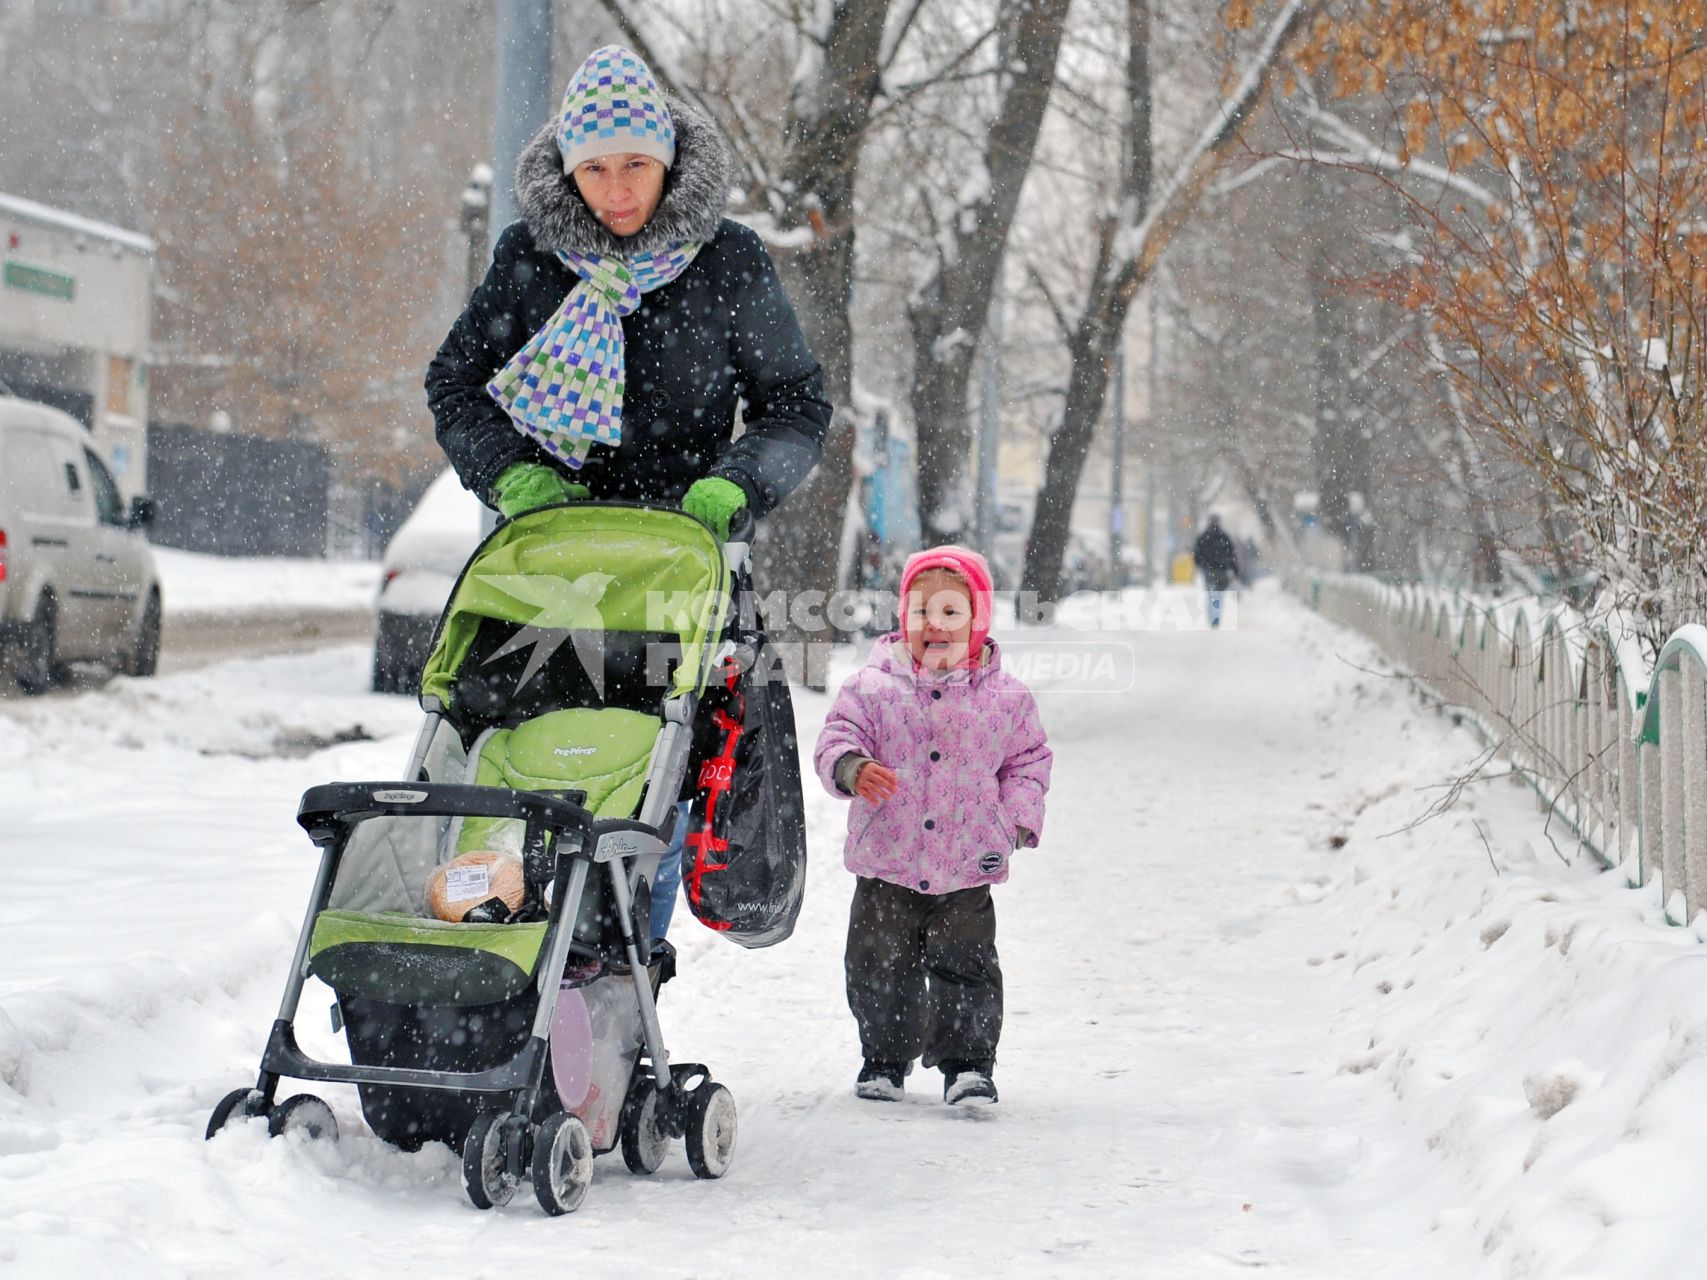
top-left (554, 746), bottom-right (598, 758)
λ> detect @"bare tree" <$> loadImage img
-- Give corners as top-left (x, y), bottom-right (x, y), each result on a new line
top-left (904, 0), bottom-right (1071, 544)
top-left (1019, 0), bottom-right (1318, 600)
top-left (2, 0), bottom-right (495, 492)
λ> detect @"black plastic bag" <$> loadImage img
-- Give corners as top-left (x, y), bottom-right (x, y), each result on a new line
top-left (682, 637), bottom-right (807, 947)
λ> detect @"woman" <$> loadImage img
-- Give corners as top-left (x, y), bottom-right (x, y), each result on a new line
top-left (426, 46), bottom-right (831, 940)
top-left (427, 44), bottom-right (830, 535)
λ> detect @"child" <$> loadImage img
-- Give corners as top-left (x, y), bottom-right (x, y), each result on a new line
top-left (814, 546), bottom-right (1052, 1106)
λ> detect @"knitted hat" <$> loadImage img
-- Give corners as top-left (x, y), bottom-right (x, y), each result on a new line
top-left (900, 545), bottom-right (995, 666)
top-left (556, 46), bottom-right (676, 173)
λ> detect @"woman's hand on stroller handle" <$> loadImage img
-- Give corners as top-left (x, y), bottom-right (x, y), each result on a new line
top-left (682, 477), bottom-right (750, 542)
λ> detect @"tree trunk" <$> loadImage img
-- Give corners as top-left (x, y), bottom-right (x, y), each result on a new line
top-left (758, 234), bottom-right (859, 686)
top-left (909, 0), bottom-right (1072, 545)
top-left (1303, 110), bottom-right (1380, 570)
top-left (1021, 0), bottom-right (1151, 600)
top-left (910, 330), bottom-right (980, 543)
top-left (748, 0), bottom-right (893, 687)
top-left (1022, 323), bottom-right (1113, 599)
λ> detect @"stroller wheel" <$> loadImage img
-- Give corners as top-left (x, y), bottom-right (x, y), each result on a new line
top-left (531, 1112), bottom-right (594, 1216)
top-left (205, 1087), bottom-right (269, 1140)
top-left (268, 1094), bottom-right (339, 1143)
top-left (619, 1076), bottom-right (669, 1176)
top-left (684, 1082), bottom-right (737, 1180)
top-left (461, 1111), bottom-right (520, 1210)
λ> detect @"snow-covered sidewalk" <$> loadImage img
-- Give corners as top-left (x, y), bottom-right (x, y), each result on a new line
top-left (3, 583), bottom-right (1706, 1277)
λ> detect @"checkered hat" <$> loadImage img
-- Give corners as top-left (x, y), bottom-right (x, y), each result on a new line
top-left (556, 45), bottom-right (676, 173)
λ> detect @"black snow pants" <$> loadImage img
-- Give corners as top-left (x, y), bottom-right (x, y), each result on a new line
top-left (845, 876), bottom-right (1002, 1071)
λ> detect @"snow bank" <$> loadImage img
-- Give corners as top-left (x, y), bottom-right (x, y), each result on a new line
top-left (1269, 589), bottom-right (1707, 1278)
top-left (153, 547), bottom-right (380, 619)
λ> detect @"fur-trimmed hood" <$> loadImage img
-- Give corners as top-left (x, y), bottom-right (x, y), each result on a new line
top-left (514, 91), bottom-right (732, 260)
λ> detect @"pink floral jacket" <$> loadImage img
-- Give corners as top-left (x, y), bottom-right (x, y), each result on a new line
top-left (813, 635), bottom-right (1052, 894)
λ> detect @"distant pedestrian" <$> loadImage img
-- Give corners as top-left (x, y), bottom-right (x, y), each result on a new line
top-left (814, 546), bottom-right (1052, 1107)
top-left (1193, 514), bottom-right (1242, 629)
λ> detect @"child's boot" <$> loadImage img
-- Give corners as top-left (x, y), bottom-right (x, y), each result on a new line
top-left (942, 1059), bottom-right (997, 1106)
top-left (854, 1060), bottom-right (907, 1101)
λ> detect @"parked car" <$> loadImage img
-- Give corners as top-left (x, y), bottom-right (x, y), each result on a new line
top-left (371, 469), bottom-right (485, 694)
top-left (0, 397), bottom-right (161, 691)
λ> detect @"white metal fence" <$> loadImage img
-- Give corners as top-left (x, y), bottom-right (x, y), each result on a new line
top-left (1293, 574), bottom-right (1707, 926)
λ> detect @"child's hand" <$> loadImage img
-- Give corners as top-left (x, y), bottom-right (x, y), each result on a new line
top-left (854, 762), bottom-right (900, 803)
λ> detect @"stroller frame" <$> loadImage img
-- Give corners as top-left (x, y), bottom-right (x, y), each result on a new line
top-left (207, 507), bottom-right (752, 1213)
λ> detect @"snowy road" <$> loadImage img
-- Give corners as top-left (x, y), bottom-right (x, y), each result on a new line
top-left (144, 548), bottom-right (379, 677)
top-left (0, 547), bottom-right (376, 700)
top-left (4, 583), bottom-right (1706, 1278)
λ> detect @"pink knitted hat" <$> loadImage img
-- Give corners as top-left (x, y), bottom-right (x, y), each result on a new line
top-left (900, 545), bottom-right (994, 666)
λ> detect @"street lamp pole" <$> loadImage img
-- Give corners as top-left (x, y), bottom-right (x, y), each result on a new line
top-left (1110, 350), bottom-right (1125, 588)
top-left (490, 0), bottom-right (554, 250)
top-left (476, 1), bottom-right (553, 537)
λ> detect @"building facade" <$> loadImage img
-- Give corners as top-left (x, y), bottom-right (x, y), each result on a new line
top-left (0, 193), bottom-right (154, 496)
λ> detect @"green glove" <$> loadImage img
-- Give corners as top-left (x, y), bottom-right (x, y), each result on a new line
top-left (492, 462), bottom-right (589, 519)
top-left (682, 476), bottom-right (749, 539)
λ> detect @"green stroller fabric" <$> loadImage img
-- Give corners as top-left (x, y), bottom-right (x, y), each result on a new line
top-left (308, 707), bottom-right (662, 1004)
top-left (420, 504), bottom-right (731, 706)
top-left (309, 912), bottom-right (549, 1005)
top-left (458, 707), bottom-right (662, 850)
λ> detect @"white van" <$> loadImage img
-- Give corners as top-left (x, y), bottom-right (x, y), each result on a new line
top-left (0, 396), bottom-right (162, 691)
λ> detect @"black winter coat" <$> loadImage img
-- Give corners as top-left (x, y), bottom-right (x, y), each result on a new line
top-left (1193, 524), bottom-right (1241, 589)
top-left (426, 97), bottom-right (831, 517)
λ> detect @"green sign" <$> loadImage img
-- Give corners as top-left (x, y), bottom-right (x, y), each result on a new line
top-left (4, 262), bottom-right (75, 302)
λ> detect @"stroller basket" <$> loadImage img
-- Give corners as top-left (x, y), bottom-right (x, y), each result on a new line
top-left (262, 781), bottom-right (609, 1097)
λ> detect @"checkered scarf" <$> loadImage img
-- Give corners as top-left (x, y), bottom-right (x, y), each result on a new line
top-left (487, 242), bottom-right (701, 467)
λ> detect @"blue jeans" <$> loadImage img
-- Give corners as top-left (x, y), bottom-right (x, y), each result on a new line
top-left (648, 800), bottom-right (692, 942)
top-left (1204, 574), bottom-right (1234, 629)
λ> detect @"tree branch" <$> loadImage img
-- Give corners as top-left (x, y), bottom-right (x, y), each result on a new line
top-left (1104, 0), bottom-right (1321, 300)
top-left (1026, 262), bottom-right (1077, 343)
top-left (879, 0), bottom-right (929, 73)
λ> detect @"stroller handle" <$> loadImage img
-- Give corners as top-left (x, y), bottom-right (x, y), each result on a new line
top-left (725, 506), bottom-right (754, 545)
top-left (296, 781), bottom-right (594, 847)
top-left (722, 507), bottom-right (755, 578)
top-left (504, 495), bottom-right (754, 567)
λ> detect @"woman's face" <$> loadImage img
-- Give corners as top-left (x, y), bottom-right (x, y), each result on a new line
top-left (571, 153), bottom-right (667, 237)
top-left (905, 570), bottom-right (974, 671)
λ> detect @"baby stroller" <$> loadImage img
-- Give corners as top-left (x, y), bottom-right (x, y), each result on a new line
top-left (206, 502), bottom-right (755, 1215)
